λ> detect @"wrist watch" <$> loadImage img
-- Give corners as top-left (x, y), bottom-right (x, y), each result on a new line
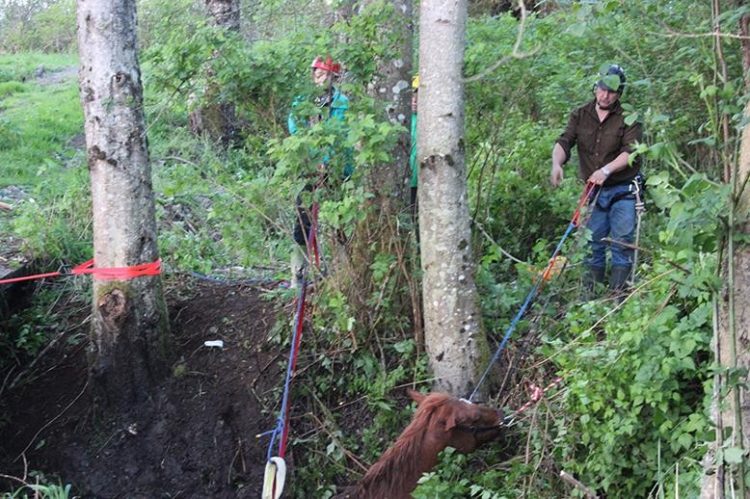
top-left (601, 166), bottom-right (611, 177)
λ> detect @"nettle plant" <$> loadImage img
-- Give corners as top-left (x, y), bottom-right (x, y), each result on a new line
top-left (544, 173), bottom-right (725, 497)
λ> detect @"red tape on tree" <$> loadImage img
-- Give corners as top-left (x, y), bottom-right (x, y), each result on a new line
top-left (0, 259), bottom-right (161, 285)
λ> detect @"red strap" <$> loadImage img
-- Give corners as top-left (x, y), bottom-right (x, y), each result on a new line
top-left (0, 259), bottom-right (161, 285)
top-left (279, 287), bottom-right (307, 458)
top-left (571, 182), bottom-right (596, 227)
top-left (71, 259), bottom-right (161, 281)
top-left (0, 271), bottom-right (63, 285)
top-left (309, 203), bottom-right (320, 268)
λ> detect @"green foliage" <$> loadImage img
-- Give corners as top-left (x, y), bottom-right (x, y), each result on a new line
top-left (0, 81), bottom-right (25, 98)
top-left (414, 447), bottom-right (529, 498)
top-left (0, 280), bottom-right (89, 380)
top-left (10, 167), bottom-right (91, 262)
top-left (1, 0), bottom-right (747, 497)
top-left (549, 272), bottom-right (714, 495)
top-left (0, 0), bottom-right (76, 53)
top-left (1, 472), bottom-right (73, 499)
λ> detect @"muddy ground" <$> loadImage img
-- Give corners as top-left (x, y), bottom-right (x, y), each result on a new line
top-left (0, 277), bottom-right (293, 498)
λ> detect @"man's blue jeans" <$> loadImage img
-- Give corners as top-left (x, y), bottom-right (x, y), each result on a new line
top-left (586, 183), bottom-right (636, 270)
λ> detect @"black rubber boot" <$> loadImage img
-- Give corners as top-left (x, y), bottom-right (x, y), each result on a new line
top-left (584, 266), bottom-right (606, 299)
top-left (609, 265), bottom-right (631, 301)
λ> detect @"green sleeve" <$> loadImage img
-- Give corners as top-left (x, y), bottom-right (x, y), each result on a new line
top-left (409, 112), bottom-right (418, 188)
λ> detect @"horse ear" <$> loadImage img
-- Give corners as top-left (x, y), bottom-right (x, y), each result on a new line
top-left (407, 389), bottom-right (426, 404)
top-left (444, 412), bottom-right (458, 431)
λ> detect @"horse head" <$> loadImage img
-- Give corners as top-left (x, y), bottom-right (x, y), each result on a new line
top-left (407, 389), bottom-right (503, 454)
top-left (334, 389), bottom-right (503, 499)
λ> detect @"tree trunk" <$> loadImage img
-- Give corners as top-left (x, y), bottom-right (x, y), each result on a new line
top-left (77, 0), bottom-right (169, 407)
top-left (701, 99), bottom-right (750, 499)
top-left (741, 13), bottom-right (750, 90)
top-left (188, 0), bottom-right (239, 144)
top-left (332, 0), bottom-right (418, 344)
top-left (417, 0), bottom-right (490, 396)
top-left (701, 12), bottom-right (750, 495)
top-left (363, 0), bottom-right (412, 200)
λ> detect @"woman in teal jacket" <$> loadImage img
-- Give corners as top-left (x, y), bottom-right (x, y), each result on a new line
top-left (288, 56), bottom-right (350, 287)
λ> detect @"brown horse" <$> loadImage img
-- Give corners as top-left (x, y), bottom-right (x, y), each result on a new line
top-left (334, 389), bottom-right (503, 499)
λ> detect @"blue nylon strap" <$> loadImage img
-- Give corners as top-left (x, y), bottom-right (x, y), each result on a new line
top-left (266, 278), bottom-right (307, 461)
top-left (264, 210), bottom-right (319, 461)
top-left (265, 277), bottom-right (307, 461)
top-left (469, 221), bottom-right (576, 402)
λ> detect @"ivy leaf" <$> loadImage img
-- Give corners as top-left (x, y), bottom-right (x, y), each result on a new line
top-left (724, 447), bottom-right (745, 464)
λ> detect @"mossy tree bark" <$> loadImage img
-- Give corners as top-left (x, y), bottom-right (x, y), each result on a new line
top-left (332, 0), bottom-right (418, 343)
top-left (77, 0), bottom-right (170, 407)
top-left (188, 0), bottom-right (240, 144)
top-left (701, 98), bottom-right (750, 498)
top-left (701, 15), bottom-right (750, 495)
top-left (416, 0), bottom-right (490, 396)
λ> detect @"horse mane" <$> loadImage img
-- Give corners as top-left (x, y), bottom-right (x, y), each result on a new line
top-left (354, 393), bottom-right (453, 499)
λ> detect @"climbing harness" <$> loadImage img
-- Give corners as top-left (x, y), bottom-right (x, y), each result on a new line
top-left (468, 182), bottom-right (597, 403)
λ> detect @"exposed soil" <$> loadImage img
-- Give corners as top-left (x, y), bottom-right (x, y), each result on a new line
top-left (0, 277), bottom-right (289, 498)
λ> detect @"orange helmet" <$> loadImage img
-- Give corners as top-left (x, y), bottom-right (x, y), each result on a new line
top-left (311, 56), bottom-right (341, 75)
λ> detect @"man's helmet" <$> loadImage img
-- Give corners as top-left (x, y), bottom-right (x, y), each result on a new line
top-left (311, 56), bottom-right (341, 75)
top-left (596, 64), bottom-right (626, 95)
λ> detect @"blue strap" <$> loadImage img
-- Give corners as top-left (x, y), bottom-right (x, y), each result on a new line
top-left (266, 278), bottom-right (307, 460)
top-left (469, 222), bottom-right (576, 402)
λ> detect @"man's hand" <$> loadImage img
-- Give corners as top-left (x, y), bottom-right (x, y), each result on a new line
top-left (587, 167), bottom-right (610, 186)
top-left (550, 164), bottom-right (564, 187)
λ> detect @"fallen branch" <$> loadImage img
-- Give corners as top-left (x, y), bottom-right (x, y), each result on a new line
top-left (559, 470), bottom-right (598, 498)
top-left (0, 201), bottom-right (12, 211)
top-left (599, 237), bottom-right (691, 275)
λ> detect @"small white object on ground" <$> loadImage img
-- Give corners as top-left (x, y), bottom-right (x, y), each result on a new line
top-left (203, 340), bottom-right (224, 348)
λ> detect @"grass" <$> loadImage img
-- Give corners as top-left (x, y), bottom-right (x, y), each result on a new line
top-left (0, 52), bottom-right (77, 83)
top-left (0, 53), bottom-right (82, 186)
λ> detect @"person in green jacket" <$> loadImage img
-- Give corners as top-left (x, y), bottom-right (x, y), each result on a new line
top-left (409, 74), bottom-right (419, 210)
top-left (288, 56), bottom-right (351, 288)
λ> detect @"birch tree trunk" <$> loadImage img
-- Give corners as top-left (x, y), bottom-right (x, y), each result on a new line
top-left (77, 0), bottom-right (169, 407)
top-left (417, 0), bottom-right (489, 396)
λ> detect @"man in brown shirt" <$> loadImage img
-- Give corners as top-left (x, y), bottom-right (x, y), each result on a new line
top-left (550, 64), bottom-right (643, 293)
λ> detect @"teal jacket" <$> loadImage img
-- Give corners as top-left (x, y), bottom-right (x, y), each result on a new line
top-left (287, 87), bottom-right (353, 178)
top-left (287, 87), bottom-right (349, 135)
top-left (409, 111), bottom-right (418, 189)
